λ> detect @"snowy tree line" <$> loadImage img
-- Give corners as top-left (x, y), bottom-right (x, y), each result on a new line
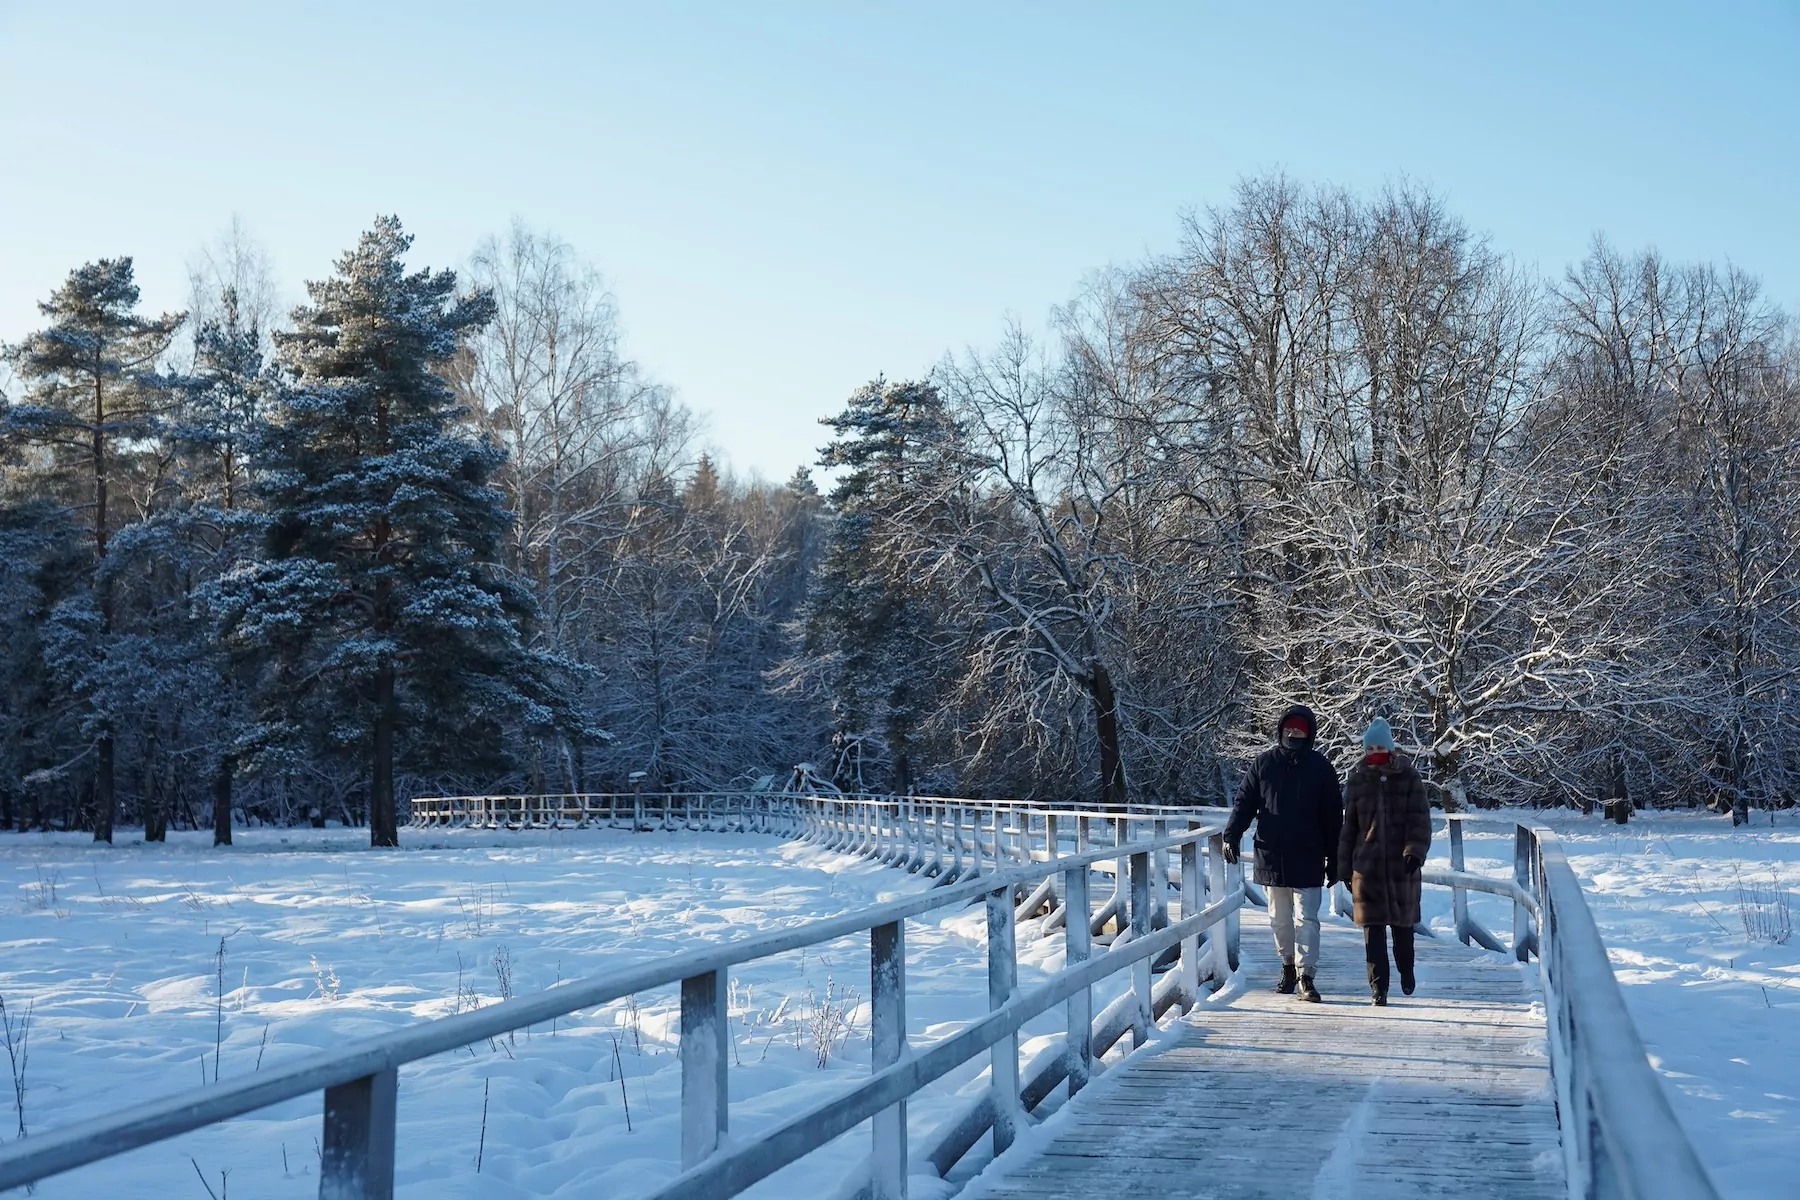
top-left (802, 176), bottom-right (1800, 818)
top-left (2, 175), bottom-right (1796, 842)
top-left (0, 219), bottom-right (827, 842)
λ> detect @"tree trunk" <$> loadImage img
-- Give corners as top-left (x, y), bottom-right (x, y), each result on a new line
top-left (92, 376), bottom-right (115, 844)
top-left (371, 656), bottom-right (398, 847)
top-left (1090, 662), bottom-right (1127, 811)
top-left (213, 758), bottom-right (234, 846)
top-left (94, 733), bottom-right (115, 843)
top-left (143, 733), bottom-right (167, 842)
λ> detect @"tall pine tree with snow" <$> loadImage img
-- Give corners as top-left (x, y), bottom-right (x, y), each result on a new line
top-left (807, 379), bottom-right (963, 793)
top-left (210, 217), bottom-right (579, 847)
top-left (2, 259), bottom-right (182, 842)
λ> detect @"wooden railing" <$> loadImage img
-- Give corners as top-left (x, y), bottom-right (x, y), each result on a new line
top-left (0, 799), bottom-right (1720, 1200)
top-left (0, 795), bottom-right (1243, 1200)
top-left (1415, 815), bottom-right (1717, 1200)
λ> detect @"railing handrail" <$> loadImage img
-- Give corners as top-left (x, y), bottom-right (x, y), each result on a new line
top-left (1532, 830), bottom-right (1718, 1200)
top-left (0, 798), bottom-right (1235, 1197)
top-left (1430, 812), bottom-right (1718, 1200)
top-left (407, 791), bottom-right (1221, 821)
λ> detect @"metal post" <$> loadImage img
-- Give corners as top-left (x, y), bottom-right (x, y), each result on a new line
top-left (1129, 851), bottom-right (1152, 1047)
top-left (870, 920), bottom-right (907, 1200)
top-left (319, 1069), bottom-right (397, 1200)
top-left (1180, 833), bottom-right (1202, 1005)
top-left (1063, 863), bottom-right (1092, 1097)
top-left (986, 887), bottom-right (1020, 1155)
top-left (680, 969), bottom-right (729, 1168)
top-left (1450, 818), bottom-right (1471, 946)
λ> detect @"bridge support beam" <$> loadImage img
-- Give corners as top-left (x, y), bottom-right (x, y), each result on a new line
top-left (320, 1068), bottom-right (397, 1200)
top-left (870, 921), bottom-right (907, 1200)
top-left (1129, 851), bottom-right (1152, 1048)
top-left (1063, 863), bottom-right (1092, 1096)
top-left (986, 887), bottom-right (1021, 1155)
top-left (680, 969), bottom-right (729, 1168)
top-left (1180, 834), bottom-right (1201, 1007)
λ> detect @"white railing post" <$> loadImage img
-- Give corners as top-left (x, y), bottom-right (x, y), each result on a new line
top-left (986, 886), bottom-right (1020, 1155)
top-left (680, 969), bottom-right (729, 1168)
top-left (1513, 823), bottom-right (1534, 961)
top-left (1450, 817), bottom-right (1471, 946)
top-left (930, 803), bottom-right (944, 876)
top-left (319, 1069), bottom-right (398, 1200)
top-left (1152, 817), bottom-right (1169, 929)
top-left (870, 920), bottom-right (907, 1200)
top-left (1180, 831), bottom-right (1202, 1005)
top-left (1063, 862), bottom-right (1092, 1096)
top-left (1129, 851), bottom-right (1152, 1047)
top-left (1207, 830), bottom-right (1235, 976)
top-left (1112, 817), bottom-right (1130, 939)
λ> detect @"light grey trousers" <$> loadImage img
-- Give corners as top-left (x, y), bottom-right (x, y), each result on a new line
top-left (1268, 885), bottom-right (1323, 973)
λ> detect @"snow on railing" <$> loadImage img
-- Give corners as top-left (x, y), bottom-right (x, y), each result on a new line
top-left (0, 795), bottom-right (1243, 1200)
top-left (1431, 815), bottom-right (1719, 1200)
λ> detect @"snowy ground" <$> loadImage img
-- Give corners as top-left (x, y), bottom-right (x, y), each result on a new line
top-left (0, 826), bottom-right (1122, 1200)
top-left (1444, 809), bottom-right (1799, 1199)
top-left (1, 810), bottom-right (1794, 1199)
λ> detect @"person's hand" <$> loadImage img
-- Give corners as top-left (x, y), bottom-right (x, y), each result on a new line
top-left (1325, 857), bottom-right (1341, 885)
top-left (1403, 852), bottom-right (1422, 874)
top-left (1222, 842), bottom-right (1240, 865)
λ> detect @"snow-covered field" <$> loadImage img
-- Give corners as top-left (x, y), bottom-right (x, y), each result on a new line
top-left (1, 810), bottom-right (1795, 1199)
top-left (1446, 810), bottom-right (1799, 1199)
top-left (0, 826), bottom-right (1112, 1199)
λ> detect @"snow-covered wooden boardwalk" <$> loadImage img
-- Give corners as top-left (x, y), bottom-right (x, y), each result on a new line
top-left (977, 902), bottom-right (1564, 1199)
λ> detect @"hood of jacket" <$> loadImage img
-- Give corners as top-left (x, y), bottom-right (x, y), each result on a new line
top-left (1274, 704), bottom-right (1319, 753)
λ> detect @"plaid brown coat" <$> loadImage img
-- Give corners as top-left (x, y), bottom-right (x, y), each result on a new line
top-left (1337, 755), bottom-right (1432, 927)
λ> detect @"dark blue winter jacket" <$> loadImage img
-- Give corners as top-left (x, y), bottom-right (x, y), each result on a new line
top-left (1224, 705), bottom-right (1345, 889)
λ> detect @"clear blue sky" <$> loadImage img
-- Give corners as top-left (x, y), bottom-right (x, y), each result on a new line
top-left (3, 1), bottom-right (1796, 481)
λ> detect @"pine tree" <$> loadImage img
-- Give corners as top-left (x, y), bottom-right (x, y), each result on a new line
top-left (3, 260), bottom-right (182, 841)
top-left (807, 379), bottom-right (962, 793)
top-left (210, 217), bottom-right (579, 846)
top-left (100, 291), bottom-right (274, 845)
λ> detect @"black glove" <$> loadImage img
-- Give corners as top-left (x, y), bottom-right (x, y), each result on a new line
top-left (1325, 857), bottom-right (1341, 885)
top-left (1403, 852), bottom-right (1422, 874)
top-left (1222, 841), bottom-right (1240, 865)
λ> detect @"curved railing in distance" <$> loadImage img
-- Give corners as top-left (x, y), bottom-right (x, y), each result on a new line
top-left (0, 799), bottom-right (1243, 1200)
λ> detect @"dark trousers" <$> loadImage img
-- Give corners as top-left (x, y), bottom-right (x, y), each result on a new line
top-left (1363, 924), bottom-right (1415, 993)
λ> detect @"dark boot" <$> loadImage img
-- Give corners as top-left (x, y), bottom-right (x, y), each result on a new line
top-left (1393, 925), bottom-right (1417, 996)
top-left (1296, 975), bottom-right (1321, 1003)
top-left (1275, 962), bottom-right (1298, 994)
top-left (1367, 962), bottom-right (1388, 1006)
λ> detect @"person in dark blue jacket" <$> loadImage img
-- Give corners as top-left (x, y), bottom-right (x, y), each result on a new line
top-left (1223, 704), bottom-right (1345, 1002)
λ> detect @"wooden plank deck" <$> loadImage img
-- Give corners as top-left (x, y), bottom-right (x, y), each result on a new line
top-left (974, 902), bottom-right (1565, 1199)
